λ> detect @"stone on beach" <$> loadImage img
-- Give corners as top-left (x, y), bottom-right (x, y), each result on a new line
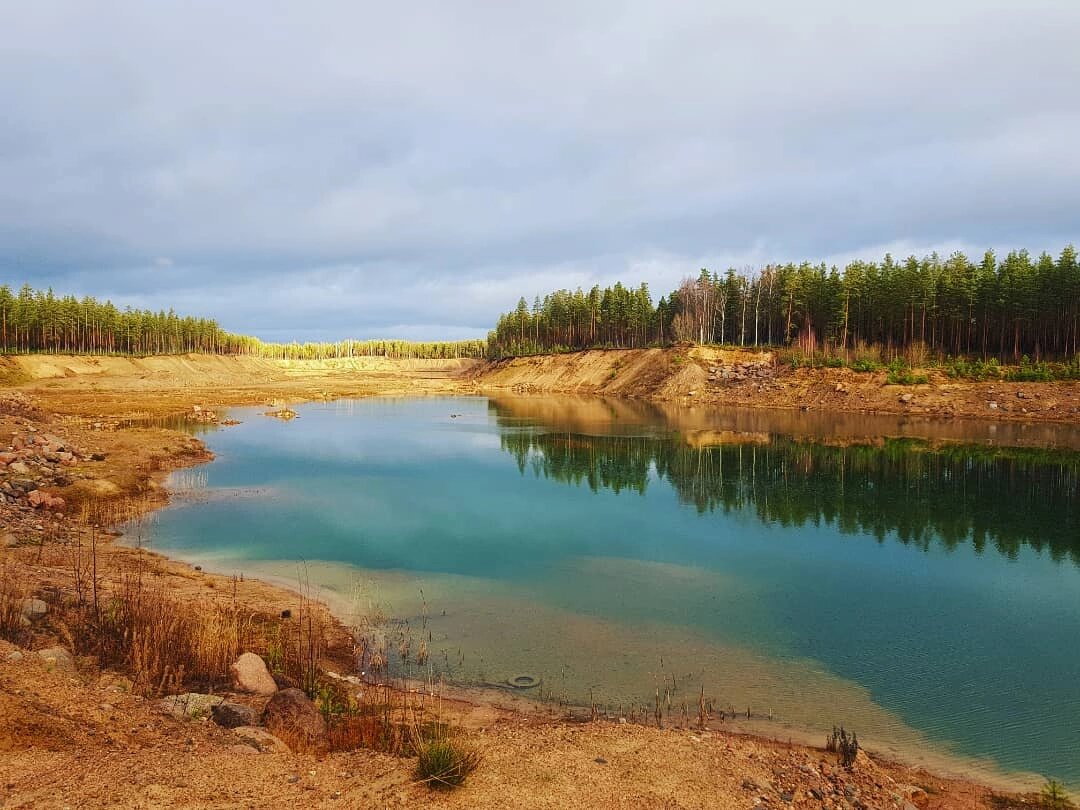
top-left (211, 701), bottom-right (259, 728)
top-left (262, 688), bottom-right (327, 750)
top-left (229, 652), bottom-right (278, 695)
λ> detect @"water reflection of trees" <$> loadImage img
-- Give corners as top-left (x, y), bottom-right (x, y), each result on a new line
top-left (500, 431), bottom-right (1080, 565)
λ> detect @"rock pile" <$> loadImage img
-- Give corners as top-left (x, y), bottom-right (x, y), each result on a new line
top-left (0, 426), bottom-right (99, 510)
top-left (189, 404), bottom-right (219, 424)
top-left (707, 361), bottom-right (776, 385)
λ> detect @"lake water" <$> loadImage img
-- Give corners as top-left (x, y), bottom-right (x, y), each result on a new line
top-left (142, 396), bottom-right (1080, 789)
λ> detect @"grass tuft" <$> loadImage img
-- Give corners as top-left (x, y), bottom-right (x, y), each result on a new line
top-left (415, 733), bottom-right (482, 789)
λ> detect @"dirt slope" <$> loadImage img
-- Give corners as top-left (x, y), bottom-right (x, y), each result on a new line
top-left (475, 346), bottom-right (1080, 423)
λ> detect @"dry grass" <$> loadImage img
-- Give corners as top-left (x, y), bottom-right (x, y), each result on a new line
top-left (0, 558), bottom-right (29, 644)
top-left (74, 563), bottom-right (253, 695)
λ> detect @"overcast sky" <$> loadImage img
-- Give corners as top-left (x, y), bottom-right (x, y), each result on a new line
top-left (2, 1), bottom-right (1078, 341)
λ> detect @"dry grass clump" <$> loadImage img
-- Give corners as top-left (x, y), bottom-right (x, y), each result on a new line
top-left (79, 567), bottom-right (252, 695)
top-left (414, 727), bottom-right (482, 789)
top-left (0, 560), bottom-right (29, 644)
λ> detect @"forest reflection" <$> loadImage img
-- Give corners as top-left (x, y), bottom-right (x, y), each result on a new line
top-left (494, 406), bottom-right (1080, 566)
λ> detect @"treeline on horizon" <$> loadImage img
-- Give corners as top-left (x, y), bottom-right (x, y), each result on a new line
top-left (0, 284), bottom-right (486, 360)
top-left (487, 246), bottom-right (1080, 361)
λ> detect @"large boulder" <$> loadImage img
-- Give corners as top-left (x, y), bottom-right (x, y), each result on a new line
top-left (211, 701), bottom-right (258, 728)
top-left (229, 652), bottom-right (278, 695)
top-left (262, 688), bottom-right (326, 751)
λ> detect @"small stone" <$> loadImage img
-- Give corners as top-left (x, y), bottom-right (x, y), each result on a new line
top-left (230, 652), bottom-right (278, 695)
top-left (594, 757), bottom-right (607, 764)
top-left (159, 692), bottom-right (224, 719)
top-left (21, 598), bottom-right (47, 623)
top-left (988, 402), bottom-right (999, 410)
top-left (233, 726), bottom-right (291, 754)
top-left (899, 393), bottom-right (913, 404)
top-left (36, 646), bottom-right (75, 673)
top-left (212, 701), bottom-right (258, 728)
top-left (4, 651), bottom-right (24, 663)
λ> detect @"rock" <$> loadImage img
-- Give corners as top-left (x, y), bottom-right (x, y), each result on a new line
top-left (230, 652), bottom-right (278, 695)
top-left (36, 646), bottom-right (75, 673)
top-left (899, 392), bottom-right (913, 403)
top-left (1016, 391), bottom-right (1027, 399)
top-left (21, 598), bottom-right (47, 623)
top-left (7, 462), bottom-right (30, 475)
top-left (4, 651), bottom-right (24, 663)
top-left (212, 701), bottom-right (258, 728)
top-left (233, 725), bottom-right (291, 754)
top-left (988, 401), bottom-right (999, 410)
top-left (262, 688), bottom-right (327, 750)
top-left (27, 490), bottom-right (65, 510)
top-left (897, 784), bottom-right (928, 803)
top-left (272, 672), bottom-right (299, 690)
top-left (1, 533), bottom-right (17, 548)
top-left (159, 692), bottom-right (225, 719)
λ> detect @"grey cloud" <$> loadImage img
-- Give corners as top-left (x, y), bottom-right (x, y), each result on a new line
top-left (1, 1), bottom-right (1078, 339)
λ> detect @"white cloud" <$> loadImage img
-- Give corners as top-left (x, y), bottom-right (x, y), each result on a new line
top-left (1, 1), bottom-right (1078, 338)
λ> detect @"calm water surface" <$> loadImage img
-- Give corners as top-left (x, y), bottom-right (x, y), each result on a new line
top-left (144, 396), bottom-right (1080, 788)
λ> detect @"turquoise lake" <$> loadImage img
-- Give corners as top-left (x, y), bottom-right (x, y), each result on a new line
top-left (141, 396), bottom-right (1080, 788)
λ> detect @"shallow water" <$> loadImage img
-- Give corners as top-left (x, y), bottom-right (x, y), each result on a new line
top-left (142, 396), bottom-right (1080, 788)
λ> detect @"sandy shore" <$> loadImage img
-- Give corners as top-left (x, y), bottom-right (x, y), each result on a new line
top-left (1, 353), bottom-right (1074, 808)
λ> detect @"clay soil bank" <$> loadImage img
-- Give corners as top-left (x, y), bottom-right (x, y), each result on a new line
top-left (474, 346), bottom-right (1080, 425)
top-left (1, 351), bottom-right (1074, 808)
